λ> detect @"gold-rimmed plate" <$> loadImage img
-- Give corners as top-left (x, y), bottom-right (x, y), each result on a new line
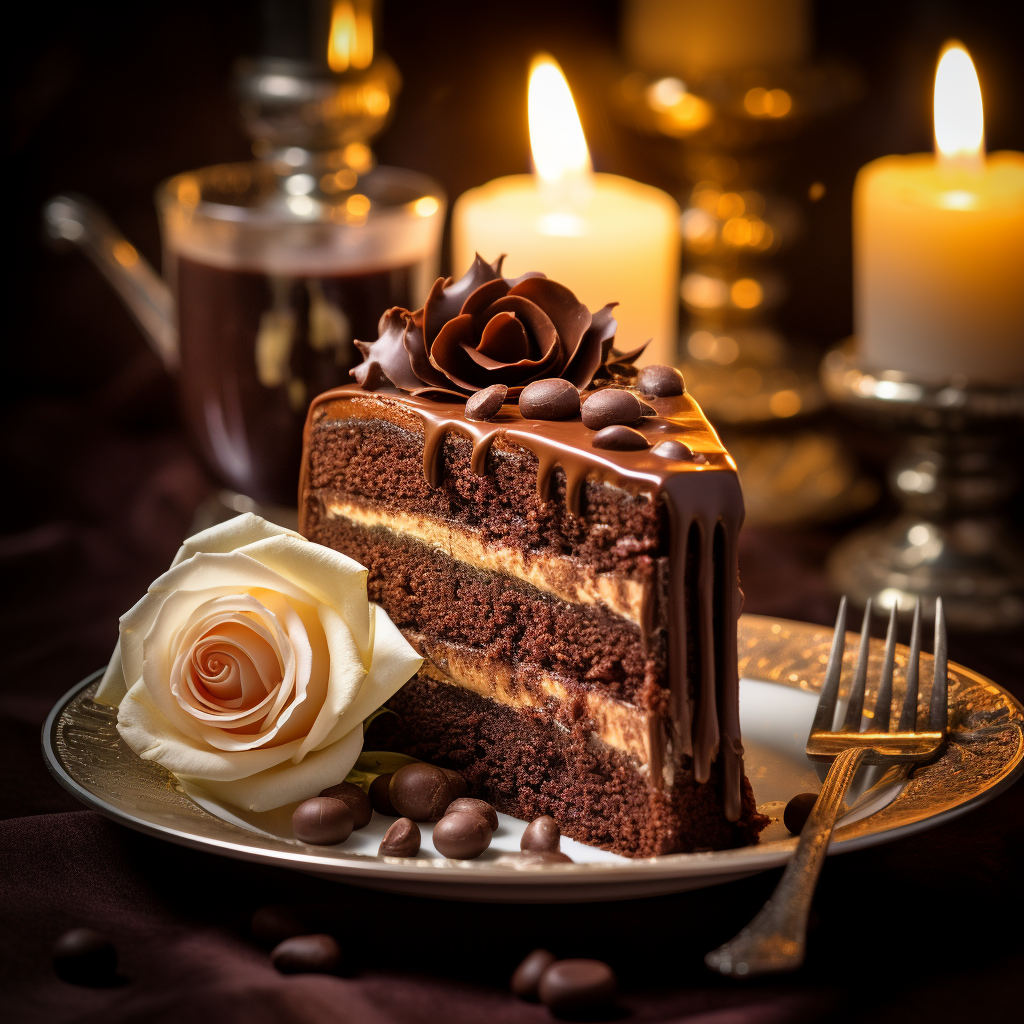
top-left (43, 614), bottom-right (1023, 902)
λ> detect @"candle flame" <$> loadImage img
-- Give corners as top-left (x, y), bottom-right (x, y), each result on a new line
top-left (528, 55), bottom-right (592, 185)
top-left (934, 42), bottom-right (984, 170)
top-left (328, 1), bottom-right (373, 73)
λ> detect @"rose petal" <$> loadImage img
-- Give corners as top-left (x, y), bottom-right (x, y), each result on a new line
top-left (476, 311), bottom-right (530, 361)
top-left (169, 512), bottom-right (301, 570)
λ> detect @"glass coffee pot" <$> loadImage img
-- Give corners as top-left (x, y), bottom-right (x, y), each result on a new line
top-left (44, 13), bottom-right (444, 512)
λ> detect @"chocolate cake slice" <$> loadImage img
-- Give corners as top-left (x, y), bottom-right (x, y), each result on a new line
top-left (299, 256), bottom-right (767, 857)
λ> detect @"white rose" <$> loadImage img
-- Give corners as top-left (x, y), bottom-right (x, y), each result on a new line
top-left (94, 513), bottom-right (421, 811)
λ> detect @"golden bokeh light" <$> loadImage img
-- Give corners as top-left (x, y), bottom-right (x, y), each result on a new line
top-left (744, 87), bottom-right (792, 118)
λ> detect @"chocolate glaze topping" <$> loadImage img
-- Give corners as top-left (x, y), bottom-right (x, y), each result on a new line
top-left (300, 383), bottom-right (747, 820)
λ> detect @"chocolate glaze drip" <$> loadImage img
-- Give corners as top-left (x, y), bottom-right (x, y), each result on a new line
top-left (299, 384), bottom-right (746, 820)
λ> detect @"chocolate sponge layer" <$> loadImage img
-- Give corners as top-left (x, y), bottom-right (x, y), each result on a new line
top-left (365, 670), bottom-right (764, 857)
top-left (306, 513), bottom-right (665, 705)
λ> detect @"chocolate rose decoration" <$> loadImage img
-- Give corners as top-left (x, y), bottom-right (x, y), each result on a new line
top-left (352, 255), bottom-right (642, 399)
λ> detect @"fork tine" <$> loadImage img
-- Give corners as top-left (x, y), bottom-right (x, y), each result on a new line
top-left (928, 597), bottom-right (948, 733)
top-left (872, 604), bottom-right (899, 733)
top-left (898, 598), bottom-right (923, 731)
top-left (812, 597), bottom-right (847, 733)
top-left (842, 598), bottom-right (872, 731)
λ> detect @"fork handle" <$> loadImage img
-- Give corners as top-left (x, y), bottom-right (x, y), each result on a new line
top-left (705, 745), bottom-right (870, 976)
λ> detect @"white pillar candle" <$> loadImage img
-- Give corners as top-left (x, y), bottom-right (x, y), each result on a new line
top-left (452, 56), bottom-right (680, 366)
top-left (855, 43), bottom-right (1024, 385)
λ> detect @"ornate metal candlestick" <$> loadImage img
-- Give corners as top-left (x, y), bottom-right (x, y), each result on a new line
top-left (823, 344), bottom-right (1024, 630)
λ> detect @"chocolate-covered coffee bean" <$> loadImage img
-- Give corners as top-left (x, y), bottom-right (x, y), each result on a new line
top-left (519, 850), bottom-right (574, 866)
top-left (511, 948), bottom-right (558, 1000)
top-left (441, 768), bottom-right (469, 800)
top-left (389, 763), bottom-right (452, 821)
top-left (521, 815), bottom-right (560, 852)
top-left (784, 792), bottom-right (819, 835)
top-left (318, 781), bottom-right (372, 829)
top-left (447, 797), bottom-right (498, 831)
top-left (292, 796), bottom-right (353, 845)
top-left (379, 817), bottom-right (421, 857)
top-left (538, 958), bottom-right (617, 1016)
top-left (581, 389), bottom-right (643, 430)
top-left (465, 384), bottom-right (508, 421)
top-left (433, 810), bottom-right (491, 859)
top-left (52, 928), bottom-right (117, 986)
top-left (591, 424), bottom-right (651, 450)
top-left (369, 772), bottom-right (397, 815)
top-left (651, 439), bottom-right (695, 460)
top-left (271, 934), bottom-right (342, 975)
top-left (519, 379), bottom-right (581, 420)
top-left (636, 364), bottom-right (685, 397)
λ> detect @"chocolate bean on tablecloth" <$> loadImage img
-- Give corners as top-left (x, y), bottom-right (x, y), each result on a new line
top-left (318, 781), bottom-right (372, 829)
top-left (270, 934), bottom-right (342, 975)
top-left (521, 815), bottom-right (560, 853)
top-left (379, 817), bottom-right (421, 857)
top-left (538, 958), bottom-right (617, 1017)
top-left (581, 389), bottom-right (643, 430)
top-left (447, 797), bottom-right (498, 831)
top-left (433, 810), bottom-right (491, 859)
top-left (636, 364), bottom-right (685, 397)
top-left (519, 379), bottom-right (581, 420)
top-left (591, 424), bottom-right (651, 450)
top-left (518, 850), bottom-right (574, 866)
top-left (441, 768), bottom-right (469, 800)
top-left (511, 948), bottom-right (558, 1000)
top-left (292, 797), bottom-right (354, 845)
top-left (52, 928), bottom-right (117, 986)
top-left (389, 763), bottom-right (453, 821)
top-left (465, 384), bottom-right (508, 421)
top-left (369, 773), bottom-right (397, 815)
top-left (784, 792), bottom-right (819, 835)
top-left (251, 905), bottom-right (308, 945)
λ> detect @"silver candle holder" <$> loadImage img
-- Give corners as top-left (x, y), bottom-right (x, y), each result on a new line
top-left (822, 343), bottom-right (1024, 631)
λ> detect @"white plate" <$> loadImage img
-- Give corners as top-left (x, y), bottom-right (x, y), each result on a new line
top-left (43, 615), bottom-right (1024, 902)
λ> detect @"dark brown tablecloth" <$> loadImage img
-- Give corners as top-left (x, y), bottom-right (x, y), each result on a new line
top-left (2, 402), bottom-right (1022, 1023)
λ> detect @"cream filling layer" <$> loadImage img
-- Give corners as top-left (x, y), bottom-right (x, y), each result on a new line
top-left (405, 632), bottom-right (672, 784)
top-left (325, 499), bottom-right (648, 626)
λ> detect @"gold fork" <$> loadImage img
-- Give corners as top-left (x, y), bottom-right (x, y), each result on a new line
top-left (705, 595), bottom-right (949, 976)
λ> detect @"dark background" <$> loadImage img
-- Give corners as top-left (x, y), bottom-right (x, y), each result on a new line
top-left (3, 3), bottom-right (1024, 1022)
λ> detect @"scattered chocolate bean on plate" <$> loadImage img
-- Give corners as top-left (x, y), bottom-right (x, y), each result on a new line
top-left (379, 817), bottom-right (421, 857)
top-left (52, 928), bottom-right (117, 986)
top-left (581, 389), bottom-right (643, 430)
top-left (441, 768), bottom-right (469, 800)
top-left (511, 948), bottom-right (558, 1000)
top-left (518, 850), bottom-right (574, 866)
top-left (251, 905), bottom-right (308, 945)
top-left (538, 958), bottom-right (617, 1017)
top-left (447, 797), bottom-right (498, 831)
top-left (521, 815), bottom-right (561, 853)
top-left (519, 379), bottom-right (581, 420)
top-left (592, 424), bottom-right (650, 450)
top-left (636, 364), bottom-right (685, 397)
top-left (369, 772), bottom-right (397, 815)
top-left (318, 780), bottom-right (372, 829)
top-left (389, 763), bottom-right (453, 821)
top-left (784, 792), bottom-right (819, 835)
top-left (466, 384), bottom-right (508, 421)
top-left (433, 810), bottom-right (491, 859)
top-left (271, 934), bottom-right (342, 975)
top-left (292, 796), bottom-right (354, 845)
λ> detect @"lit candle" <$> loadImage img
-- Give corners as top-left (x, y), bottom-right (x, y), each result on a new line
top-left (452, 55), bottom-right (680, 365)
top-left (622, 0), bottom-right (810, 80)
top-left (855, 43), bottom-right (1024, 384)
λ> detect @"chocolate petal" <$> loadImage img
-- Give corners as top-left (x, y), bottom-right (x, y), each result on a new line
top-left (609, 338), bottom-right (650, 365)
top-left (477, 311), bottom-right (530, 361)
top-left (504, 270), bottom-right (546, 286)
top-left (509, 277), bottom-right (591, 370)
top-left (409, 386), bottom-right (469, 401)
top-left (350, 307), bottom-right (422, 391)
top-left (485, 296), bottom-right (559, 362)
top-left (402, 311), bottom-right (449, 389)
top-left (564, 302), bottom-right (618, 389)
top-left (423, 253), bottom-right (505, 345)
top-left (460, 278), bottom-right (511, 317)
top-left (429, 314), bottom-right (500, 392)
